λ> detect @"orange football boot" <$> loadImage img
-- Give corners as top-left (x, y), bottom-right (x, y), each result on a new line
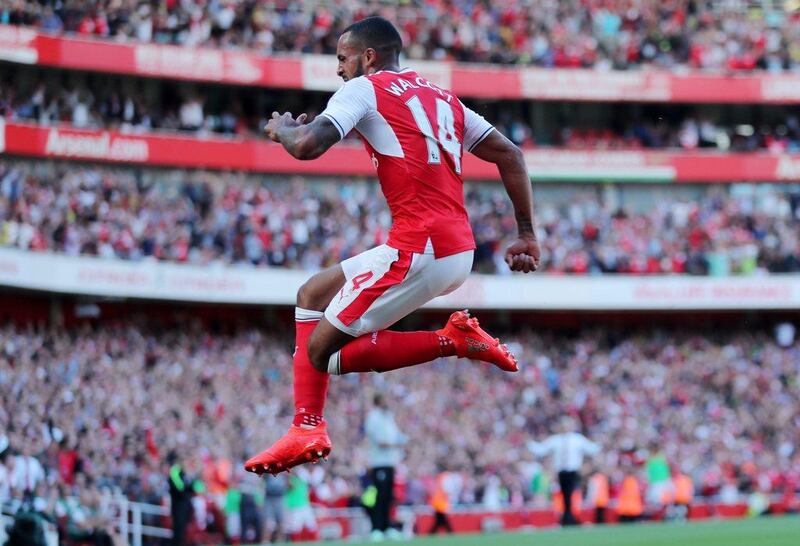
top-left (437, 310), bottom-right (518, 372)
top-left (244, 421), bottom-right (331, 476)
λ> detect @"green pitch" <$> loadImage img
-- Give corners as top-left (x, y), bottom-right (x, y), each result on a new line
top-left (285, 515), bottom-right (799, 546)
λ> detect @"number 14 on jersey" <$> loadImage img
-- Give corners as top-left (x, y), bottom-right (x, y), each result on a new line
top-left (405, 95), bottom-right (462, 174)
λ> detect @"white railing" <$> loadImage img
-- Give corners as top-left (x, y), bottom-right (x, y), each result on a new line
top-left (112, 496), bottom-right (172, 546)
top-left (109, 496), bottom-right (417, 545)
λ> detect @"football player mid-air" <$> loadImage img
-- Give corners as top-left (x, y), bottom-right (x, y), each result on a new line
top-left (245, 16), bottom-right (540, 476)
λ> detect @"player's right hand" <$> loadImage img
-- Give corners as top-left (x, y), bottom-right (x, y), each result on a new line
top-left (504, 235), bottom-right (540, 273)
top-left (264, 111), bottom-right (308, 142)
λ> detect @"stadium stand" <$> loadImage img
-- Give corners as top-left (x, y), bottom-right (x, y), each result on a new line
top-left (4, 64), bottom-right (800, 151)
top-left (1, 160), bottom-right (798, 274)
top-left (1, 315), bottom-right (798, 520)
top-left (4, 0), bottom-right (800, 70)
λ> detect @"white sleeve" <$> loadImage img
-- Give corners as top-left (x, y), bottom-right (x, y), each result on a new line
top-left (365, 411), bottom-right (387, 443)
top-left (527, 436), bottom-right (556, 456)
top-left (461, 101), bottom-right (494, 153)
top-left (579, 435), bottom-right (601, 456)
top-left (319, 76), bottom-right (375, 140)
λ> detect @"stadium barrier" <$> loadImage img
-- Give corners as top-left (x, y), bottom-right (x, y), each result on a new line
top-left (3, 120), bottom-right (800, 182)
top-left (0, 247), bottom-right (797, 310)
top-left (108, 496), bottom-right (791, 545)
top-left (112, 497), bottom-right (172, 546)
top-left (2, 24), bottom-right (800, 103)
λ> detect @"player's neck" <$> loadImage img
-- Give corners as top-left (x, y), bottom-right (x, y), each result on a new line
top-left (368, 62), bottom-right (402, 75)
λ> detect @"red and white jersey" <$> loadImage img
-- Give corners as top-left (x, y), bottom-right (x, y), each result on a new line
top-left (320, 69), bottom-right (494, 258)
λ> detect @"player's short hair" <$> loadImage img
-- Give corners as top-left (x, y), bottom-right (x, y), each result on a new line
top-left (342, 16), bottom-right (403, 59)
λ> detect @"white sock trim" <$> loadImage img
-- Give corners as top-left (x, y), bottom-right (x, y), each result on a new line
top-left (295, 307), bottom-right (323, 321)
top-left (327, 350), bottom-right (342, 375)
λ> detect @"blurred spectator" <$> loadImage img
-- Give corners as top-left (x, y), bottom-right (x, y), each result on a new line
top-left (10, 441), bottom-right (46, 503)
top-left (364, 394), bottom-right (406, 541)
top-left (58, 487), bottom-right (116, 546)
top-left (223, 473), bottom-right (242, 543)
top-left (428, 470), bottom-right (454, 535)
top-left (239, 484), bottom-right (262, 544)
top-left (285, 468), bottom-right (317, 542)
top-left (586, 468), bottom-right (610, 524)
top-left (528, 417), bottom-right (600, 525)
top-left (0, 460), bottom-right (9, 507)
top-left (645, 446), bottom-right (673, 506)
top-left (167, 451), bottom-right (194, 546)
top-left (179, 97), bottom-right (205, 132)
top-left (617, 468), bottom-right (645, 523)
top-left (262, 474), bottom-right (288, 543)
top-left (666, 466), bottom-right (694, 522)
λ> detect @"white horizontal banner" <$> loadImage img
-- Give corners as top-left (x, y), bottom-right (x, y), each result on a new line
top-left (436, 273), bottom-right (799, 310)
top-left (0, 248), bottom-right (797, 310)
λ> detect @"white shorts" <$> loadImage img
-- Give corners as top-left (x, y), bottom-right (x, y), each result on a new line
top-left (286, 505), bottom-right (317, 533)
top-left (226, 512), bottom-right (241, 538)
top-left (325, 244), bottom-right (473, 337)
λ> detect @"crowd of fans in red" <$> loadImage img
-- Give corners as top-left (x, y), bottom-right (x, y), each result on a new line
top-left (5, 73), bottom-right (800, 153)
top-left (0, 318), bottom-right (798, 538)
top-left (4, 1), bottom-right (800, 71)
top-left (1, 161), bottom-right (798, 275)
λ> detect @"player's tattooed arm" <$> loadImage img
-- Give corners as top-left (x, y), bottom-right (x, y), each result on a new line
top-left (264, 111), bottom-right (341, 160)
top-left (472, 129), bottom-right (541, 273)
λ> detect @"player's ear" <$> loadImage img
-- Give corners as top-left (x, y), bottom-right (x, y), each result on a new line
top-left (363, 48), bottom-right (378, 69)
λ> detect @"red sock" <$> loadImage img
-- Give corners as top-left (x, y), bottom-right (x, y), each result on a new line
top-left (292, 308), bottom-right (328, 428)
top-left (334, 330), bottom-right (456, 375)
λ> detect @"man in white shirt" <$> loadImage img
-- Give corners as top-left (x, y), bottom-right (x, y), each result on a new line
top-left (10, 442), bottom-right (46, 502)
top-left (364, 394), bottom-right (407, 541)
top-left (528, 417), bottom-right (600, 526)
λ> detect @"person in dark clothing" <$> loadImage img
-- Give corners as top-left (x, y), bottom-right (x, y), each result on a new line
top-left (167, 452), bottom-right (194, 546)
top-left (240, 492), bottom-right (262, 544)
top-left (557, 470), bottom-right (581, 525)
top-left (428, 510), bottom-right (454, 535)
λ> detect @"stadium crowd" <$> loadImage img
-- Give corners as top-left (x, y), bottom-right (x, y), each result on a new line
top-left (0, 318), bottom-right (798, 536)
top-left (3, 0), bottom-right (800, 71)
top-left (1, 161), bottom-right (799, 275)
top-left (554, 116), bottom-right (800, 153)
top-left (5, 73), bottom-right (800, 153)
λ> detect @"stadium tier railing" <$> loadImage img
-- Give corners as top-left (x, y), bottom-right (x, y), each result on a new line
top-left (0, 247), bottom-right (797, 310)
top-left (109, 496), bottom-right (406, 545)
top-left (3, 119), bottom-right (800, 183)
top-left (113, 497), bottom-right (172, 546)
top-left (3, 24), bottom-right (800, 103)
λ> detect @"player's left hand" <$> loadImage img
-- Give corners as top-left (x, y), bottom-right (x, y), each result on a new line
top-left (505, 235), bottom-right (540, 273)
top-left (264, 111), bottom-right (308, 142)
